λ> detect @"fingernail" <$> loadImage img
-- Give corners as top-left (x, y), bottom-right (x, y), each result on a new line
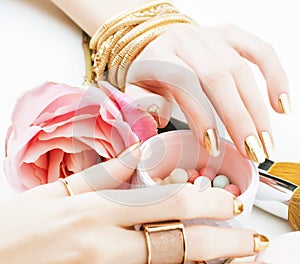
top-left (253, 233), bottom-right (269, 252)
top-left (278, 93), bottom-right (291, 115)
top-left (259, 131), bottom-right (273, 158)
top-left (117, 141), bottom-right (142, 158)
top-left (233, 197), bottom-right (243, 215)
top-left (147, 104), bottom-right (161, 127)
top-left (204, 128), bottom-right (220, 157)
top-left (244, 135), bottom-right (266, 163)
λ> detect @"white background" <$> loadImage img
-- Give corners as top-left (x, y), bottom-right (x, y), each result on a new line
top-left (0, 0), bottom-right (299, 258)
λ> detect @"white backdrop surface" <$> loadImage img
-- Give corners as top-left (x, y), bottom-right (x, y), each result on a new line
top-left (1, 0), bottom-right (300, 257)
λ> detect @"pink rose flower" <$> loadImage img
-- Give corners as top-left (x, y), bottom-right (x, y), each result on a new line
top-left (4, 82), bottom-right (157, 191)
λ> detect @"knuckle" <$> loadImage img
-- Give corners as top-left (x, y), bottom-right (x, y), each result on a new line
top-left (228, 60), bottom-right (250, 75)
top-left (218, 23), bottom-right (241, 35)
top-left (201, 67), bottom-right (231, 87)
top-left (172, 185), bottom-right (194, 218)
top-left (166, 64), bottom-right (197, 88)
top-left (253, 40), bottom-right (275, 55)
top-left (72, 242), bottom-right (100, 264)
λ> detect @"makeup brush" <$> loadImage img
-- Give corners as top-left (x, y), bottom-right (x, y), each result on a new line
top-left (161, 119), bottom-right (300, 229)
top-left (255, 171), bottom-right (300, 231)
top-left (258, 158), bottom-right (300, 186)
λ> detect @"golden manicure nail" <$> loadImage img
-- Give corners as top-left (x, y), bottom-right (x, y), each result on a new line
top-left (259, 131), bottom-right (273, 159)
top-left (253, 233), bottom-right (269, 252)
top-left (204, 128), bottom-right (220, 157)
top-left (278, 93), bottom-right (291, 115)
top-left (147, 104), bottom-right (161, 127)
top-left (233, 197), bottom-right (244, 215)
top-left (117, 141), bottom-right (142, 158)
top-left (244, 135), bottom-right (266, 163)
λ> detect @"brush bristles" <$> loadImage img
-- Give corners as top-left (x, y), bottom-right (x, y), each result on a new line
top-left (269, 162), bottom-right (300, 186)
top-left (288, 187), bottom-right (300, 230)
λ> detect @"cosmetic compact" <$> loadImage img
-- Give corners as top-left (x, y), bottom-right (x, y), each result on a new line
top-left (132, 130), bottom-right (259, 227)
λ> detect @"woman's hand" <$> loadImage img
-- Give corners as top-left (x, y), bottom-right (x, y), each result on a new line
top-left (127, 23), bottom-right (290, 163)
top-left (0, 149), bottom-right (268, 263)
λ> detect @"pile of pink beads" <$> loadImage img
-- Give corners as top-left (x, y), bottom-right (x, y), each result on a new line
top-left (153, 166), bottom-right (241, 197)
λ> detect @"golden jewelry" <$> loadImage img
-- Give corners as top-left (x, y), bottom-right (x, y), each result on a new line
top-left (90, 0), bottom-right (174, 50)
top-left (141, 220), bottom-right (187, 264)
top-left (58, 178), bottom-right (74, 196)
top-left (90, 0), bottom-right (198, 91)
top-left (147, 104), bottom-right (161, 127)
top-left (109, 24), bottom-right (172, 89)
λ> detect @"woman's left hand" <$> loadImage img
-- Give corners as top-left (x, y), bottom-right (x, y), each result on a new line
top-left (2, 152), bottom-right (267, 263)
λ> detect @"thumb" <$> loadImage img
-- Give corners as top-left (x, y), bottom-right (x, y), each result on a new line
top-left (23, 142), bottom-right (141, 199)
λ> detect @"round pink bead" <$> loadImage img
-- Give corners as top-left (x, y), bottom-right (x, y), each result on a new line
top-left (187, 169), bottom-right (199, 183)
top-left (224, 184), bottom-right (241, 197)
top-left (199, 166), bottom-right (217, 181)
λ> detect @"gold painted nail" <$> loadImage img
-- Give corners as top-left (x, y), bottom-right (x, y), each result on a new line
top-left (278, 93), bottom-right (291, 115)
top-left (117, 141), bottom-right (142, 158)
top-left (233, 197), bottom-right (244, 215)
top-left (147, 104), bottom-right (161, 127)
top-left (204, 128), bottom-right (220, 157)
top-left (244, 135), bottom-right (266, 163)
top-left (253, 233), bottom-right (269, 252)
top-left (259, 131), bottom-right (273, 159)
top-left (223, 258), bottom-right (235, 264)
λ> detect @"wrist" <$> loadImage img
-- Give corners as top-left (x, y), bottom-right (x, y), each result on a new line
top-left (50, 0), bottom-right (148, 36)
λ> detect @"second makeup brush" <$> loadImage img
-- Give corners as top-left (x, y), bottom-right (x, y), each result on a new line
top-left (255, 171), bottom-right (300, 230)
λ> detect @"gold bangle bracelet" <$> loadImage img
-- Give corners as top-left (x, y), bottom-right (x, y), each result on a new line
top-left (90, 0), bottom-right (199, 92)
top-left (93, 27), bottom-right (134, 80)
top-left (109, 13), bottom-right (193, 63)
top-left (108, 13), bottom-right (197, 71)
top-left (90, 0), bottom-right (174, 50)
top-left (95, 17), bottom-right (149, 50)
top-left (114, 25), bottom-right (173, 89)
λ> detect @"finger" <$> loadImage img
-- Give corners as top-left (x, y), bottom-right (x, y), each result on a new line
top-left (119, 225), bottom-right (267, 263)
top-left (91, 184), bottom-right (243, 225)
top-left (221, 24), bottom-right (291, 114)
top-left (164, 26), bottom-right (265, 162)
top-left (23, 142), bottom-right (141, 199)
top-left (200, 37), bottom-right (274, 158)
top-left (186, 225), bottom-right (268, 261)
top-left (128, 49), bottom-right (220, 157)
top-left (125, 83), bottom-right (173, 128)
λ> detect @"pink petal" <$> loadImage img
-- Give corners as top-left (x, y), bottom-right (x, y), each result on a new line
top-left (11, 82), bottom-right (84, 135)
top-left (47, 149), bottom-right (64, 183)
top-left (22, 138), bottom-right (91, 163)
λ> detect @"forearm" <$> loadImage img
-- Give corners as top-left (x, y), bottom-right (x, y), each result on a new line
top-left (50, 0), bottom-right (146, 36)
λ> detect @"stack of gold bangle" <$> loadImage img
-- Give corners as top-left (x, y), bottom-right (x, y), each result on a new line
top-left (89, 0), bottom-right (198, 91)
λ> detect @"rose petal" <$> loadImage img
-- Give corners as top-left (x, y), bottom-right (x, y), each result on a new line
top-left (47, 149), bottom-right (64, 183)
top-left (11, 82), bottom-right (84, 135)
top-left (22, 138), bottom-right (91, 163)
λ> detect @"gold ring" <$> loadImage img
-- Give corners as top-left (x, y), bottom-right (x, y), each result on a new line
top-left (141, 220), bottom-right (187, 264)
top-left (147, 104), bottom-right (161, 127)
top-left (58, 178), bottom-right (74, 196)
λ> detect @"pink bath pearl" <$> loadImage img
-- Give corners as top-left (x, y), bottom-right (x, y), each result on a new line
top-left (224, 184), bottom-right (241, 196)
top-left (187, 169), bottom-right (199, 183)
top-left (199, 166), bottom-right (216, 181)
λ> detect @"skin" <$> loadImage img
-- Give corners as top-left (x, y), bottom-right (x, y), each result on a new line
top-left (0, 148), bottom-right (265, 263)
top-left (128, 23), bottom-right (289, 160)
top-left (1, 1), bottom-right (282, 262)
top-left (51, 0), bottom-right (290, 161)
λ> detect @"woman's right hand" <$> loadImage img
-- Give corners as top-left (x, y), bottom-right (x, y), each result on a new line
top-left (0, 147), bottom-right (268, 264)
